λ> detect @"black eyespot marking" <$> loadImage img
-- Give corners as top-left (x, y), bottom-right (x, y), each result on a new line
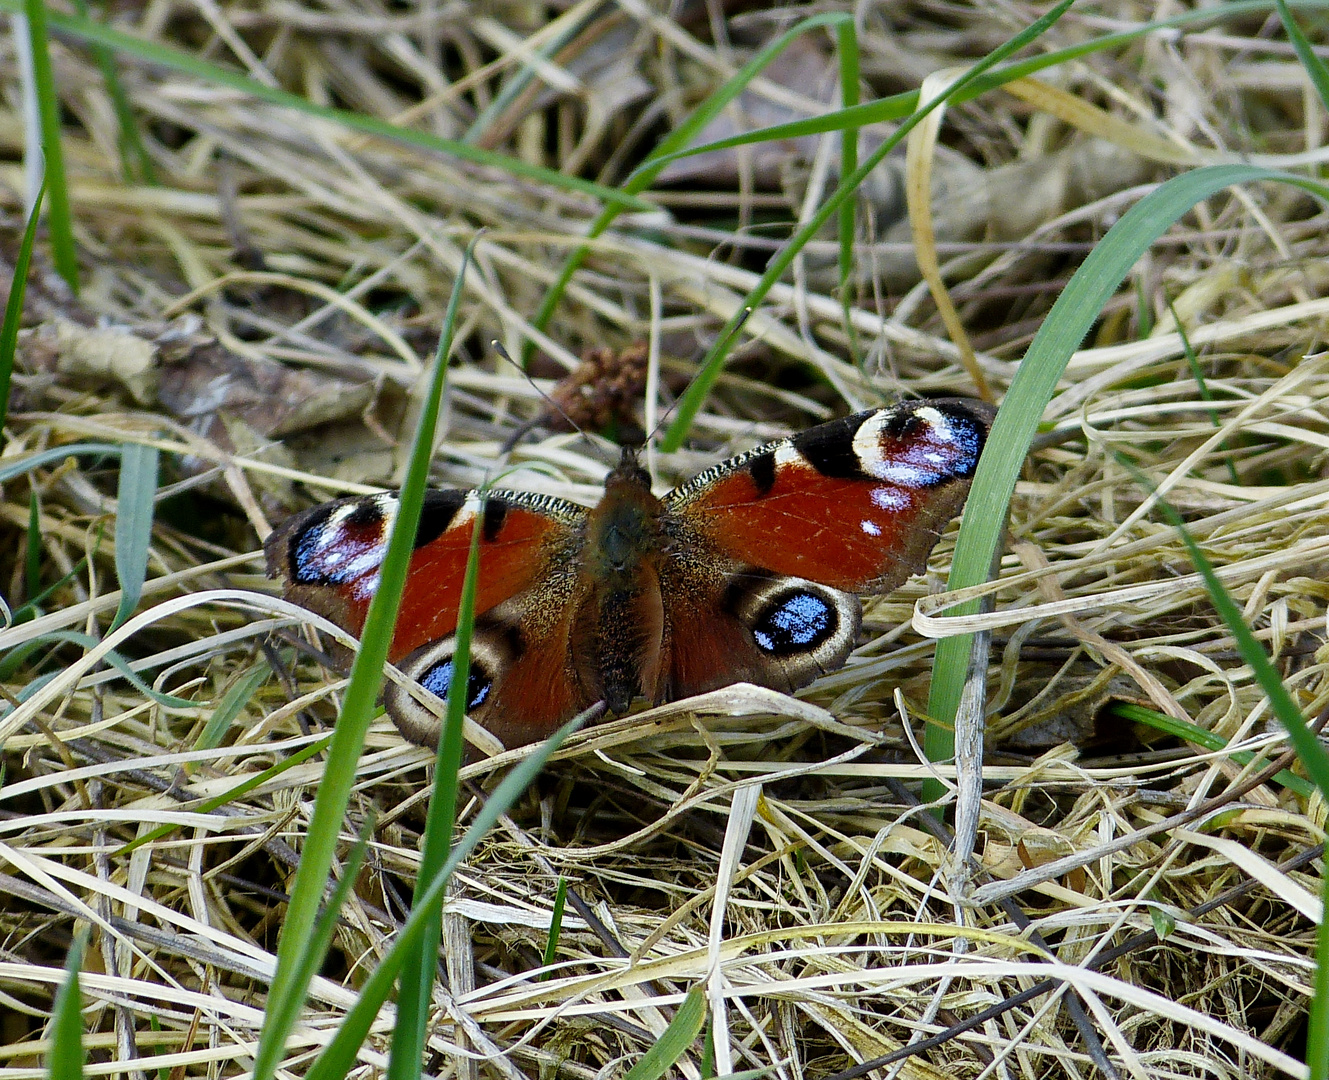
top-left (416, 490), bottom-right (466, 547)
top-left (420, 657), bottom-right (493, 711)
top-left (482, 497), bottom-right (509, 542)
top-left (792, 416), bottom-right (871, 480)
top-left (751, 590), bottom-right (836, 655)
top-left (880, 408), bottom-right (922, 439)
top-left (344, 501), bottom-right (385, 530)
top-left (746, 450), bottom-right (777, 496)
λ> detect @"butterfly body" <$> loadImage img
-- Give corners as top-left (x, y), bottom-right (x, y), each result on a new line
top-left (267, 397), bottom-right (995, 748)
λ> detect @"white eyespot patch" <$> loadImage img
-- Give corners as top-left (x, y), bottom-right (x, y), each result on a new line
top-left (293, 494), bottom-right (399, 599)
top-left (870, 486), bottom-right (911, 512)
top-left (852, 405), bottom-right (983, 486)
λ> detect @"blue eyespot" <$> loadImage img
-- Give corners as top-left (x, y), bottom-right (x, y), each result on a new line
top-left (420, 658), bottom-right (492, 710)
top-left (753, 592), bottom-right (835, 655)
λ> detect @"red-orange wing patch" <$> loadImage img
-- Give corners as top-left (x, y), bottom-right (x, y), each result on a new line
top-left (265, 488), bottom-right (584, 661)
top-left (666, 399), bottom-right (994, 594)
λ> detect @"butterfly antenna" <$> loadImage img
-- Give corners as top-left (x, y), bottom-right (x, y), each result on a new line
top-left (643, 306), bottom-right (754, 450)
top-left (491, 341), bottom-right (611, 465)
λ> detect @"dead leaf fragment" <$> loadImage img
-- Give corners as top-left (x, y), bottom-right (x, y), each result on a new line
top-left (22, 317), bottom-right (159, 405)
top-left (156, 322), bottom-right (373, 441)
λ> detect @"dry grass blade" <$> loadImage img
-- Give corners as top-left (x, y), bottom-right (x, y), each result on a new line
top-left (1, 3), bottom-right (1327, 1079)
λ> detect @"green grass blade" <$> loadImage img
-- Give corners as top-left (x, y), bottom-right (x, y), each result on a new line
top-left (114, 733), bottom-right (333, 857)
top-left (147, 1016), bottom-right (168, 1080)
top-left (47, 930), bottom-right (88, 1080)
top-left (251, 238), bottom-right (480, 1080)
top-left (623, 987), bottom-right (706, 1080)
top-left (71, 0), bottom-right (157, 184)
top-left (0, 443), bottom-right (121, 484)
top-left (19, 0), bottom-right (77, 292)
top-left (526, 11), bottom-right (853, 363)
top-left (1312, 870), bottom-right (1329, 1080)
top-left (835, 19), bottom-right (860, 356)
top-left (1121, 466), bottom-right (1329, 794)
top-left (922, 164), bottom-right (1325, 800)
top-left (0, 177), bottom-right (46, 449)
top-left (192, 661), bottom-right (270, 756)
top-left (0, 640), bottom-right (45, 680)
top-left (619, 11), bottom-right (846, 196)
top-left (662, 0), bottom-right (1075, 451)
top-left (464, 11), bottom-right (586, 145)
top-left (4, 630), bottom-right (196, 709)
top-left (1171, 300), bottom-right (1240, 486)
top-left (285, 816), bottom-right (375, 1043)
top-left (11, 555), bottom-right (88, 625)
top-left (386, 237), bottom-right (486, 1080)
top-left (385, 515), bottom-right (480, 1078)
top-left (111, 444), bottom-right (158, 631)
top-left (634, 94), bottom-right (916, 177)
top-left (540, 876), bottom-right (568, 978)
top-left (302, 705), bottom-right (595, 1080)
top-left (1108, 702), bottom-right (1314, 798)
top-left (0, 2), bottom-right (648, 215)
top-left (1134, 277), bottom-right (1155, 337)
top-left (1276, 0), bottom-right (1329, 113)
top-left (1117, 463), bottom-right (1329, 1080)
top-left (637, 1), bottom-right (1320, 166)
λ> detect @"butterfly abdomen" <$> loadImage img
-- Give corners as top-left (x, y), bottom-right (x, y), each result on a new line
top-left (579, 451), bottom-right (669, 713)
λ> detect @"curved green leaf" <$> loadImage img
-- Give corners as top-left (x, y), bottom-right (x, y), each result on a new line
top-left (111, 443), bottom-right (158, 630)
top-left (923, 164), bottom-right (1329, 790)
top-left (47, 930), bottom-right (87, 1080)
top-left (623, 987), bottom-right (707, 1080)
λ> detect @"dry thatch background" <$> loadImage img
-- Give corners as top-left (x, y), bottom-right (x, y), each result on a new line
top-left (2, 0), bottom-right (1329, 1077)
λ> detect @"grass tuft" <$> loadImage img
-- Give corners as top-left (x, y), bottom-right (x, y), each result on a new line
top-left (252, 237), bottom-right (481, 1080)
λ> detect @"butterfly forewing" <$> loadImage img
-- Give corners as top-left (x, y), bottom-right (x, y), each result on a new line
top-left (665, 399), bottom-right (994, 594)
top-left (265, 487), bottom-right (586, 662)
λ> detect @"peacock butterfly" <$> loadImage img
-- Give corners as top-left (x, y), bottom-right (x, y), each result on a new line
top-left (266, 397), bottom-right (995, 749)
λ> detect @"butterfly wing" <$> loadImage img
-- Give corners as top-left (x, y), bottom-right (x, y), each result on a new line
top-left (657, 398), bottom-right (994, 699)
top-left (266, 487), bottom-right (598, 747)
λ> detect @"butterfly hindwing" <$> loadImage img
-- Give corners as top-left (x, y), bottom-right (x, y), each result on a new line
top-left (387, 593), bottom-right (595, 749)
top-left (656, 564), bottom-right (863, 702)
